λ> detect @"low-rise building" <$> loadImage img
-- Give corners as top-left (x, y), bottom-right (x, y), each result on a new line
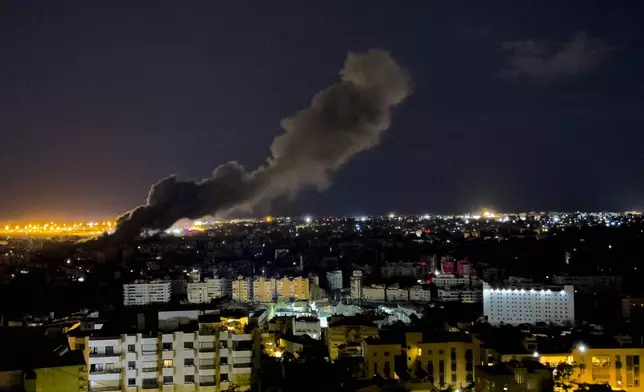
top-left (292, 317), bottom-right (322, 340)
top-left (476, 361), bottom-right (552, 392)
top-left (386, 285), bottom-right (409, 302)
top-left (621, 297), bottom-right (644, 319)
top-left (326, 316), bottom-right (379, 360)
top-left (362, 338), bottom-right (403, 379)
top-left (363, 285), bottom-right (386, 302)
top-left (571, 345), bottom-right (644, 391)
top-left (406, 332), bottom-right (483, 391)
top-left (409, 285), bottom-right (432, 302)
top-left (438, 289), bottom-right (482, 303)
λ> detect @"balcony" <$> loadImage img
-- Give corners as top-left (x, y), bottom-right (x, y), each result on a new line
top-left (142, 367), bottom-right (159, 373)
top-left (141, 384), bottom-right (160, 390)
top-left (90, 367), bottom-right (122, 374)
top-left (90, 352), bottom-right (121, 358)
top-left (199, 347), bottom-right (215, 352)
top-left (199, 365), bottom-right (216, 370)
top-left (89, 387), bottom-right (121, 392)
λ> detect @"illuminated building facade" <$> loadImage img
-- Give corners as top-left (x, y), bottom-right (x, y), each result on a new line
top-left (326, 270), bottom-right (343, 291)
top-left (483, 283), bottom-right (575, 325)
top-left (362, 338), bottom-right (402, 379)
top-left (72, 313), bottom-right (258, 391)
top-left (326, 317), bottom-right (379, 360)
top-left (350, 270), bottom-right (363, 300)
top-left (187, 277), bottom-right (228, 304)
top-left (253, 278), bottom-right (276, 303)
top-left (123, 281), bottom-right (172, 306)
top-left (232, 278), bottom-right (252, 302)
top-left (571, 346), bottom-right (644, 391)
top-left (406, 332), bottom-right (482, 390)
top-left (276, 276), bottom-right (309, 301)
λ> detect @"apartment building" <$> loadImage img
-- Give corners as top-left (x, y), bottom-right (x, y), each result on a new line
top-left (362, 338), bottom-right (403, 379)
top-left (326, 270), bottom-right (343, 291)
top-left (622, 297), bottom-right (644, 319)
top-left (552, 274), bottom-right (623, 293)
top-left (232, 278), bottom-right (252, 302)
top-left (276, 277), bottom-right (309, 301)
top-left (406, 332), bottom-right (482, 390)
top-left (409, 285), bottom-right (432, 302)
top-left (326, 317), bottom-right (379, 360)
top-left (386, 285), bottom-right (409, 302)
top-left (438, 289), bottom-right (482, 303)
top-left (571, 346), bottom-right (644, 391)
top-left (253, 278), bottom-right (276, 303)
top-left (72, 312), bottom-right (258, 392)
top-left (433, 275), bottom-right (480, 289)
top-left (187, 277), bottom-right (228, 304)
top-left (362, 285), bottom-right (386, 302)
top-left (483, 283), bottom-right (575, 325)
top-left (123, 281), bottom-right (172, 306)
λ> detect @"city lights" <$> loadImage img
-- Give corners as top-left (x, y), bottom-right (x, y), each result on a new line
top-left (0, 220), bottom-right (114, 237)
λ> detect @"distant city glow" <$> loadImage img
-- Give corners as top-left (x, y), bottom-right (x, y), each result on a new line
top-left (0, 220), bottom-right (113, 237)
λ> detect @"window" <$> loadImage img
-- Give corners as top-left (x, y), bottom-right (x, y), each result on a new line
top-left (76, 343), bottom-right (85, 351)
top-left (163, 342), bottom-right (172, 351)
top-left (128, 378), bottom-right (136, 386)
top-left (184, 342), bottom-right (194, 349)
top-left (452, 373), bottom-right (457, 383)
top-left (128, 361), bottom-right (135, 369)
top-left (220, 373), bottom-right (229, 382)
top-left (142, 378), bottom-right (158, 387)
top-left (163, 359), bottom-right (173, 368)
top-left (185, 358), bottom-right (194, 366)
top-left (105, 346), bottom-right (114, 355)
top-left (184, 375), bottom-right (195, 383)
top-left (163, 376), bottom-right (173, 384)
top-left (220, 356), bottom-right (228, 365)
top-left (128, 344), bottom-right (135, 352)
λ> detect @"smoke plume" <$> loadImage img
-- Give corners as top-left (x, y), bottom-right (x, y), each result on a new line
top-left (112, 49), bottom-right (411, 239)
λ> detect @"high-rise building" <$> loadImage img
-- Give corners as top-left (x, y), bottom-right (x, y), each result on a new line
top-left (232, 277), bottom-right (252, 302)
top-left (187, 277), bottom-right (228, 304)
top-left (483, 283), bottom-right (575, 325)
top-left (123, 281), bottom-right (172, 306)
top-left (350, 270), bottom-right (363, 300)
top-left (326, 270), bottom-right (343, 291)
top-left (276, 276), bottom-right (309, 300)
top-left (253, 278), bottom-right (277, 303)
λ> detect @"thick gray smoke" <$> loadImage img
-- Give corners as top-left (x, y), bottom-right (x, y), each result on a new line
top-left (112, 49), bottom-right (411, 239)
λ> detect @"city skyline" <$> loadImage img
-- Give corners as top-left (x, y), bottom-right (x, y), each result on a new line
top-left (2, 2), bottom-right (643, 221)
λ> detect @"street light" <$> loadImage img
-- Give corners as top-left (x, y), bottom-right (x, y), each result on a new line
top-left (578, 344), bottom-right (587, 353)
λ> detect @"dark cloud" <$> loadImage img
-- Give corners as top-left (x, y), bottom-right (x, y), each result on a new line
top-left (454, 24), bottom-right (491, 38)
top-left (498, 31), bottom-right (611, 82)
top-left (110, 49), bottom-right (411, 240)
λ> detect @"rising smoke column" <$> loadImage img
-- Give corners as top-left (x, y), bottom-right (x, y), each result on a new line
top-left (113, 49), bottom-right (411, 239)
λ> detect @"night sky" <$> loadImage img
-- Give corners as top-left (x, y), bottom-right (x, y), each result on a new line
top-left (1, 1), bottom-right (643, 221)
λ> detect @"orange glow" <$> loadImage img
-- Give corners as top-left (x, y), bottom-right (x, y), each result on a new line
top-left (0, 220), bottom-right (115, 237)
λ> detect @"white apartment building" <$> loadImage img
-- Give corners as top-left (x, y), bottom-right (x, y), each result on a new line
top-left (433, 274), bottom-right (480, 289)
top-left (483, 282), bottom-right (575, 325)
top-left (123, 281), bottom-right (172, 306)
top-left (326, 270), bottom-right (343, 291)
top-left (187, 277), bottom-right (228, 304)
top-left (409, 286), bottom-right (431, 302)
top-left (362, 284), bottom-right (386, 302)
top-left (438, 289), bottom-right (482, 303)
top-left (350, 270), bottom-right (363, 300)
top-left (292, 317), bottom-right (322, 340)
top-left (79, 315), bottom-right (256, 392)
top-left (232, 278), bottom-right (252, 302)
top-left (386, 285), bottom-right (409, 301)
